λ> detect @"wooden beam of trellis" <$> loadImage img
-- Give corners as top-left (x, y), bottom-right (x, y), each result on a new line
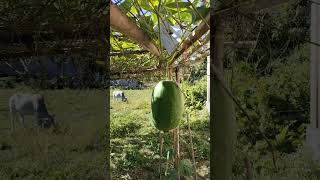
top-left (109, 39), bottom-right (256, 75)
top-left (110, 2), bottom-right (160, 57)
top-left (168, 13), bottom-right (210, 66)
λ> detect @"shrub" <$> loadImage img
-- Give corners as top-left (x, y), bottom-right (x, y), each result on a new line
top-left (182, 76), bottom-right (207, 111)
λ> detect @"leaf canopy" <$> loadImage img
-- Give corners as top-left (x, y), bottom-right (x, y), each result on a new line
top-left (110, 0), bottom-right (210, 74)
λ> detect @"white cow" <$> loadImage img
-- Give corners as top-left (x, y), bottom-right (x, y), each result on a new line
top-left (9, 93), bottom-right (55, 132)
top-left (112, 91), bottom-right (128, 102)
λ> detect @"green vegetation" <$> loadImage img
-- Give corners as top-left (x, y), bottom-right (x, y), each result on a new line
top-left (110, 0), bottom-right (210, 77)
top-left (111, 89), bottom-right (209, 179)
top-left (230, 44), bottom-right (316, 178)
top-left (0, 88), bottom-right (107, 179)
top-left (110, 0), bottom-right (316, 179)
top-left (181, 44), bottom-right (317, 178)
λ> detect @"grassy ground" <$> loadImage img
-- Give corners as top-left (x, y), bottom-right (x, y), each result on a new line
top-left (0, 87), bottom-right (107, 179)
top-left (111, 89), bottom-right (210, 179)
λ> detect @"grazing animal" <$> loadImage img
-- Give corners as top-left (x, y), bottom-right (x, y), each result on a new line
top-left (8, 93), bottom-right (55, 132)
top-left (112, 91), bottom-right (128, 102)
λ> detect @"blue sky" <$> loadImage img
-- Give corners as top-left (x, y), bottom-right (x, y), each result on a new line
top-left (111, 0), bottom-right (123, 4)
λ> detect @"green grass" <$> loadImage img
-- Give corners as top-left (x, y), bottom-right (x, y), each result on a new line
top-left (0, 87), bottom-right (107, 179)
top-left (110, 88), bottom-right (210, 179)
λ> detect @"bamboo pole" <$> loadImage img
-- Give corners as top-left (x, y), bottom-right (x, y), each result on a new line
top-left (174, 67), bottom-right (181, 180)
top-left (159, 132), bottom-right (164, 180)
top-left (207, 56), bottom-right (210, 113)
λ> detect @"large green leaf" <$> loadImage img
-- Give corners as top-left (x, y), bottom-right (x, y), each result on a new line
top-left (130, 6), bottom-right (138, 15)
top-left (180, 11), bottom-right (193, 24)
top-left (138, 0), bottom-right (154, 11)
top-left (151, 12), bottom-right (158, 25)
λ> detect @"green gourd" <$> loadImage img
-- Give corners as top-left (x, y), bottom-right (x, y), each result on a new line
top-left (151, 80), bottom-right (184, 131)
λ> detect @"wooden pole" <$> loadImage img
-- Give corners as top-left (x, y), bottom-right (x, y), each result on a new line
top-left (206, 56), bottom-right (210, 113)
top-left (174, 67), bottom-right (181, 180)
top-left (61, 60), bottom-right (64, 78)
top-left (167, 67), bottom-right (178, 179)
top-left (210, 7), bottom-right (236, 180)
top-left (159, 132), bottom-right (164, 180)
top-left (307, 0), bottom-right (320, 162)
top-left (244, 157), bottom-right (253, 180)
top-left (104, 9), bottom-right (111, 179)
top-left (168, 68), bottom-right (173, 80)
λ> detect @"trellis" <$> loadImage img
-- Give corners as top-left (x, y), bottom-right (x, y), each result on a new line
top-left (110, 0), bottom-right (320, 179)
top-left (110, 1), bottom-right (208, 179)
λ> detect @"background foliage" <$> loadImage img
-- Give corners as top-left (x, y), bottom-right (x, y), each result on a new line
top-left (181, 0), bottom-right (315, 177)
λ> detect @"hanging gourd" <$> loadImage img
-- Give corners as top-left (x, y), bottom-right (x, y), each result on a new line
top-left (151, 80), bottom-right (184, 131)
